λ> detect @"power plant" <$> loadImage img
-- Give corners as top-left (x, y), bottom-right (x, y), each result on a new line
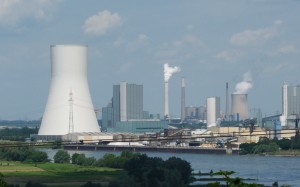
top-left (38, 45), bottom-right (100, 136)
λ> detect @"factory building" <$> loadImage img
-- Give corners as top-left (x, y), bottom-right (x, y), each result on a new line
top-left (112, 82), bottom-right (144, 124)
top-left (102, 82), bottom-right (167, 133)
top-left (206, 97), bottom-right (220, 127)
top-left (282, 83), bottom-right (300, 126)
top-left (184, 106), bottom-right (206, 121)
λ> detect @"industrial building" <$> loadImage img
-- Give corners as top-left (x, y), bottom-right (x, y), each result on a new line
top-left (38, 45), bottom-right (100, 136)
top-left (206, 97), bottom-right (220, 127)
top-left (102, 82), bottom-right (168, 133)
top-left (282, 83), bottom-right (300, 126)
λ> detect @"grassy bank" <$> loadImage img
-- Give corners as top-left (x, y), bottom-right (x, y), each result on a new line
top-left (1, 161), bottom-right (125, 186)
top-left (267, 149), bottom-right (300, 156)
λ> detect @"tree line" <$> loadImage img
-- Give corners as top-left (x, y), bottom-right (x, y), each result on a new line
top-left (53, 150), bottom-right (192, 187)
top-left (240, 132), bottom-right (300, 154)
top-left (0, 127), bottom-right (38, 141)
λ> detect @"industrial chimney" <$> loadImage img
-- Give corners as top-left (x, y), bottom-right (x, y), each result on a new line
top-left (38, 45), bottom-right (100, 135)
top-left (225, 82), bottom-right (229, 120)
top-left (181, 77), bottom-right (186, 122)
top-left (163, 63), bottom-right (180, 119)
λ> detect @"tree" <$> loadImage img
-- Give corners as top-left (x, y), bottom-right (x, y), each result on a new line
top-left (277, 138), bottom-right (292, 150)
top-left (164, 156), bottom-right (192, 184)
top-left (26, 150), bottom-right (48, 163)
top-left (0, 173), bottom-right (9, 187)
top-left (53, 150), bottom-right (70, 163)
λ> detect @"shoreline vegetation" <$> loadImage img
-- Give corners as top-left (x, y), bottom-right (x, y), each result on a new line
top-left (0, 149), bottom-right (291, 187)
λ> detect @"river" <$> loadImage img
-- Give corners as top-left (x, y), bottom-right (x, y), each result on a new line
top-left (39, 148), bottom-right (300, 186)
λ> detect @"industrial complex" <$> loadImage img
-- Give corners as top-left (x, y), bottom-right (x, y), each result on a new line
top-left (35, 44), bottom-right (300, 153)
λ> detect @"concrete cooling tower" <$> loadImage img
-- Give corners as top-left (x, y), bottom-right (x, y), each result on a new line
top-left (231, 93), bottom-right (249, 121)
top-left (38, 45), bottom-right (100, 135)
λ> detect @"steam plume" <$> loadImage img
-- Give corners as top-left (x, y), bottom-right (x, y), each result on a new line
top-left (164, 63), bottom-right (181, 82)
top-left (235, 72), bottom-right (253, 94)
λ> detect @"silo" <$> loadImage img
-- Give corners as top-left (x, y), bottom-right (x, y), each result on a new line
top-left (231, 93), bottom-right (249, 120)
top-left (38, 45), bottom-right (100, 135)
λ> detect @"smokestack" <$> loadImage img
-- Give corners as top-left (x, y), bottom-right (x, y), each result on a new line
top-left (164, 63), bottom-right (180, 119)
top-left (225, 82), bottom-right (229, 120)
top-left (181, 77), bottom-right (186, 122)
top-left (164, 81), bottom-right (169, 119)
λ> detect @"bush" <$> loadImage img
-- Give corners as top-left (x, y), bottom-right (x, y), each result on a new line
top-left (53, 150), bottom-right (70, 163)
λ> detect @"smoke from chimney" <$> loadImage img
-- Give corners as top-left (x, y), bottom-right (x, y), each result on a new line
top-left (164, 63), bottom-right (180, 119)
top-left (164, 63), bottom-right (180, 82)
top-left (234, 72), bottom-right (253, 94)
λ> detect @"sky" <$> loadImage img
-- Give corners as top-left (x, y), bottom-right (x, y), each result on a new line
top-left (0, 0), bottom-right (300, 120)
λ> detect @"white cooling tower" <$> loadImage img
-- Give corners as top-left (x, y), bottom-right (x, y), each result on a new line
top-left (38, 45), bottom-right (100, 135)
top-left (231, 93), bottom-right (249, 120)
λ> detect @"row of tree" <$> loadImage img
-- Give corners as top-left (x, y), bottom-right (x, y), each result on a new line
top-left (53, 150), bottom-right (192, 187)
top-left (240, 133), bottom-right (300, 154)
top-left (0, 127), bottom-right (38, 141)
top-left (0, 146), bottom-right (48, 163)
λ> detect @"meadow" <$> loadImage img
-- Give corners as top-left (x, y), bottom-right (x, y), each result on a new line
top-left (1, 161), bottom-right (124, 186)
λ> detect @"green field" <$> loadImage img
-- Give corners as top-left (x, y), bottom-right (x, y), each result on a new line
top-left (1, 161), bottom-right (125, 187)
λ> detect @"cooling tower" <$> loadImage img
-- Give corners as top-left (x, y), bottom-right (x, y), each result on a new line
top-left (38, 45), bottom-right (100, 135)
top-left (231, 93), bottom-right (249, 120)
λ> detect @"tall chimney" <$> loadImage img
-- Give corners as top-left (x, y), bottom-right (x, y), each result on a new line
top-left (226, 82), bottom-right (229, 120)
top-left (164, 81), bottom-right (169, 119)
top-left (181, 77), bottom-right (186, 122)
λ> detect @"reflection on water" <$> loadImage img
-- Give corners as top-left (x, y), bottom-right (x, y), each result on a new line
top-left (39, 148), bottom-right (300, 186)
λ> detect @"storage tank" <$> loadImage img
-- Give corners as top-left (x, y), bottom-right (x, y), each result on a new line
top-left (38, 45), bottom-right (100, 135)
top-left (231, 93), bottom-right (249, 120)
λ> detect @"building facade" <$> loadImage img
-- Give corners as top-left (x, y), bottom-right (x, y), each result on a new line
top-left (102, 82), bottom-right (167, 133)
top-left (206, 97), bottom-right (220, 127)
top-left (282, 83), bottom-right (300, 126)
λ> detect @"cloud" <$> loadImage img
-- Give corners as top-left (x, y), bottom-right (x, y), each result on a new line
top-left (83, 10), bottom-right (123, 35)
top-left (0, 0), bottom-right (59, 27)
top-left (216, 50), bottom-right (240, 63)
top-left (277, 45), bottom-right (298, 54)
top-left (230, 20), bottom-right (282, 46)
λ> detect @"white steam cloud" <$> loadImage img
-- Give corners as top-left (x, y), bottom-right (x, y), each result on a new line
top-left (235, 72), bottom-right (253, 94)
top-left (164, 63), bottom-right (180, 82)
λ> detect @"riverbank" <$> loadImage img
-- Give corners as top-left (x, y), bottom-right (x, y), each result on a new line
top-left (266, 149), bottom-right (300, 156)
top-left (63, 144), bottom-right (239, 155)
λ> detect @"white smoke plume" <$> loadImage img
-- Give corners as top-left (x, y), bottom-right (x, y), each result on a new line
top-left (235, 72), bottom-right (253, 94)
top-left (164, 63), bottom-right (181, 82)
